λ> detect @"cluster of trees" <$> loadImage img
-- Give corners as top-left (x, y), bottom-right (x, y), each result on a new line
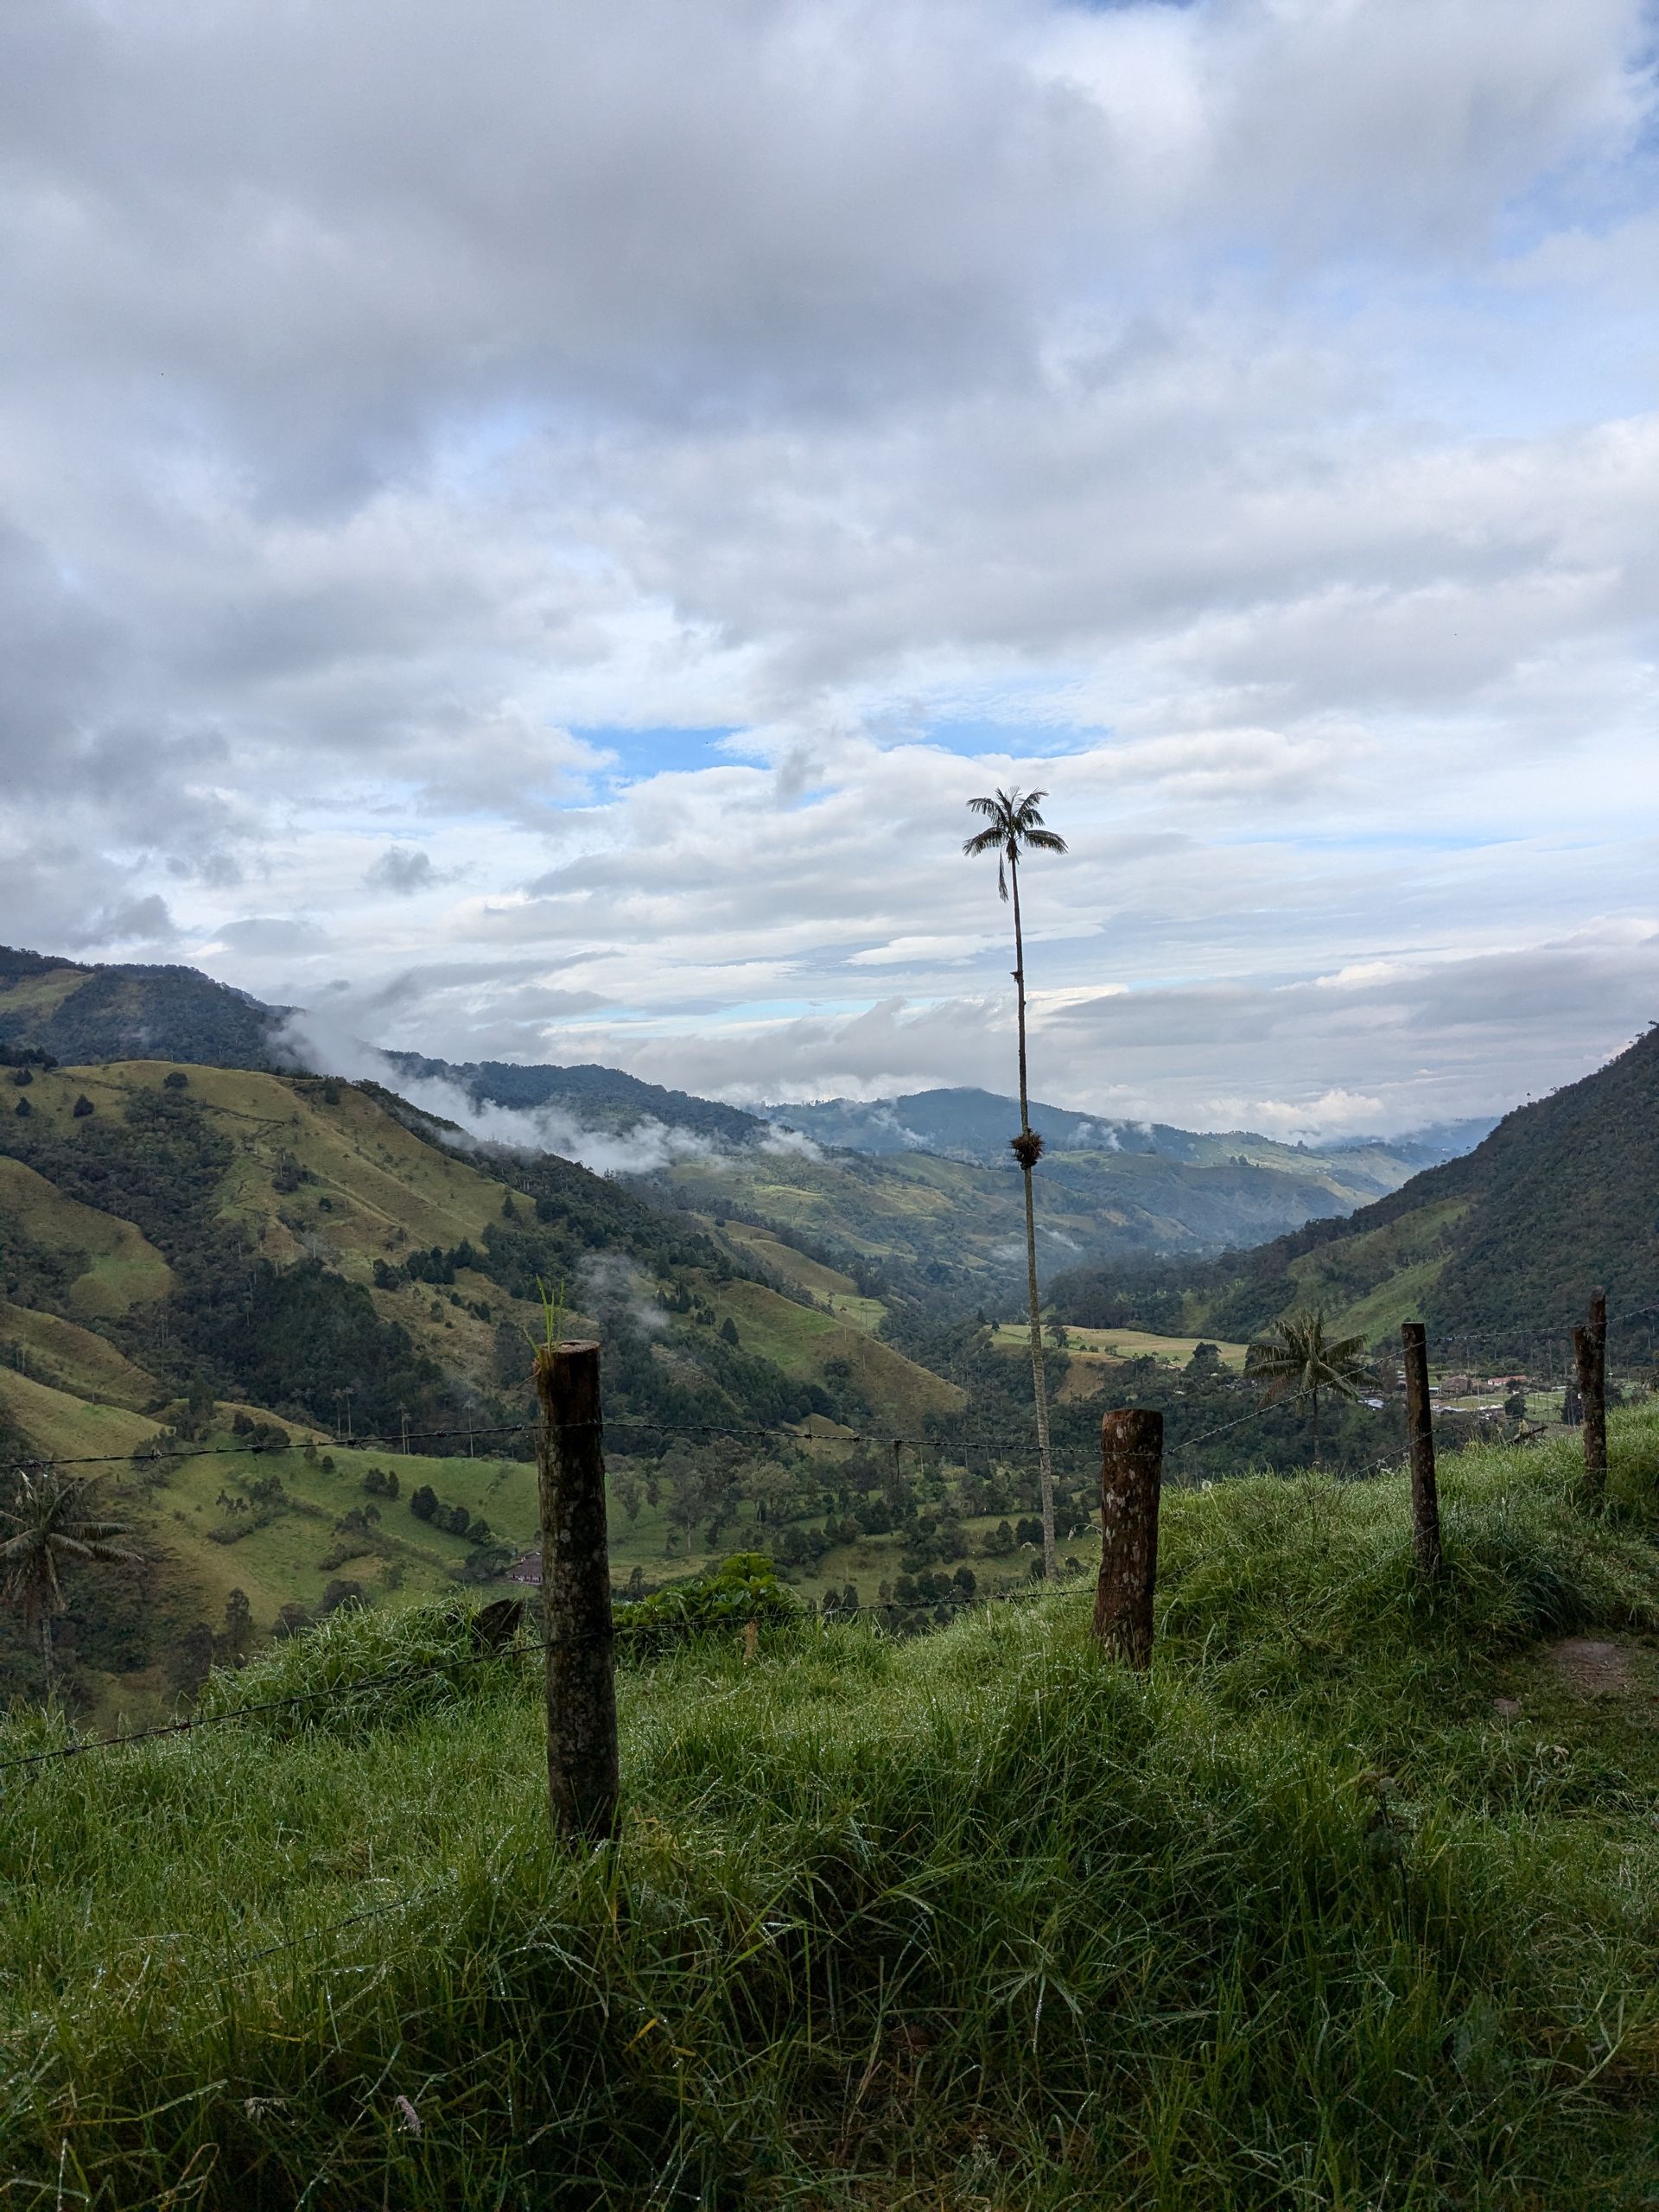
top-left (229, 1409), bottom-right (291, 1450)
top-left (881, 1294), bottom-right (1401, 1484)
top-left (408, 1484), bottom-right (494, 1547)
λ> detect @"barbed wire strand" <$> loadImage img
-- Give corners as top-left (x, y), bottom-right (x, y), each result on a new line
top-left (0, 1583), bottom-right (1058, 1781)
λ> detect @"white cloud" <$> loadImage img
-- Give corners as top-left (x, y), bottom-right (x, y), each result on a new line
top-left (0, 0), bottom-right (1653, 1135)
top-left (1207, 1090), bottom-right (1387, 1141)
top-left (364, 847), bottom-right (441, 897)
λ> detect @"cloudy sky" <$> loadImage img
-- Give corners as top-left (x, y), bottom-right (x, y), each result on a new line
top-left (3, 0), bottom-right (1657, 1136)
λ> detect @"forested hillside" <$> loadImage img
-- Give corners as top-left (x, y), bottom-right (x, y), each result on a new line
top-left (386, 1050), bottom-right (763, 1143)
top-left (0, 946), bottom-right (285, 1068)
top-left (763, 1083), bottom-right (1492, 1178)
top-left (0, 950), bottom-right (1490, 1300)
top-left (1052, 1023), bottom-right (1659, 1352)
top-left (0, 1058), bottom-right (963, 1712)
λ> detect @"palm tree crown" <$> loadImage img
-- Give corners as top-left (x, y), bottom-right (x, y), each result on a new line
top-left (1246, 1310), bottom-right (1370, 1467)
top-left (962, 788), bottom-right (1069, 908)
top-left (1, 1470), bottom-right (139, 1694)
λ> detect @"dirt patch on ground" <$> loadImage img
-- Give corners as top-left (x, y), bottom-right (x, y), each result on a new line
top-left (1546, 1637), bottom-right (1638, 1696)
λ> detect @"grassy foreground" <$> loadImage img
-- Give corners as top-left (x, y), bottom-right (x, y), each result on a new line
top-left (5, 1414), bottom-right (1659, 2207)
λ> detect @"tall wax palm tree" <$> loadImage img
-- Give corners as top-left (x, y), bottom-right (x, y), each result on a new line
top-left (0, 1470), bottom-right (138, 1698)
top-left (1246, 1309), bottom-right (1370, 1469)
top-left (963, 787), bottom-right (1069, 1577)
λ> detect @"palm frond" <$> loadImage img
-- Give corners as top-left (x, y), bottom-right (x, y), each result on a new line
top-left (1247, 1309), bottom-right (1370, 1406)
top-left (963, 788), bottom-right (1065, 897)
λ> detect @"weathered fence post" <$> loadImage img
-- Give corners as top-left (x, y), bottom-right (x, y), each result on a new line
top-left (533, 1340), bottom-right (620, 1843)
top-left (1401, 1322), bottom-right (1442, 1577)
top-left (1572, 1288), bottom-right (1608, 1503)
top-left (1093, 1408), bottom-right (1162, 1668)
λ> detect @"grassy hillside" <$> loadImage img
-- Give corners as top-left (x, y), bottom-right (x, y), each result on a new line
top-left (0, 1058), bottom-right (830, 1418)
top-left (988, 1320), bottom-right (1250, 1403)
top-left (0, 1149), bottom-right (174, 1316)
top-left (703, 1274), bottom-right (965, 1428)
top-left (0, 1060), bottom-right (988, 1709)
top-left (4, 1410), bottom-right (1659, 2207)
top-left (0, 1300), bottom-right (157, 1408)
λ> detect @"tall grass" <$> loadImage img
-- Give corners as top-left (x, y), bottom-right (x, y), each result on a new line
top-left (3, 1413), bottom-right (1658, 2208)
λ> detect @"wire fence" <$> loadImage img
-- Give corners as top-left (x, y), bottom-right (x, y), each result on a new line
top-left (4, 1298), bottom-right (1651, 1489)
top-left (0, 1585), bottom-right (1046, 1782)
top-left (0, 1297), bottom-right (1639, 1796)
top-left (0, 1380), bottom-right (1599, 1789)
top-left (0, 1367), bottom-right (1620, 1488)
top-left (0, 1308), bottom-right (1638, 1994)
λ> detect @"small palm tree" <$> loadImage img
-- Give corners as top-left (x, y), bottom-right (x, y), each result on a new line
top-left (963, 786), bottom-right (1068, 1575)
top-left (0, 1470), bottom-right (139, 1698)
top-left (1247, 1310), bottom-right (1370, 1469)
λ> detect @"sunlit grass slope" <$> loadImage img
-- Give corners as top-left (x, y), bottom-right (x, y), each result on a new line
top-left (0, 1150), bottom-right (173, 1316)
top-left (8, 1059), bottom-right (556, 1384)
top-left (5, 1410), bottom-right (1659, 2208)
top-left (0, 1300), bottom-right (157, 1408)
top-left (707, 1274), bottom-right (965, 1427)
top-left (0, 1365), bottom-right (157, 1463)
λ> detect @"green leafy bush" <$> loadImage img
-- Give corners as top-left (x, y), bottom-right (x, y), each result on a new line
top-left (613, 1549), bottom-right (798, 1655)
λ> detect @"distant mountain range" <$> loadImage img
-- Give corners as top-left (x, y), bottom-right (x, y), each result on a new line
top-left (383, 1051), bottom-right (763, 1145)
top-left (759, 1085), bottom-right (1495, 1175)
top-left (0, 946), bottom-right (1511, 1293)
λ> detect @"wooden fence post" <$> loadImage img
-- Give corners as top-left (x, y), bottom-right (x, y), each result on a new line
top-left (533, 1340), bottom-right (620, 1843)
top-left (1572, 1288), bottom-right (1608, 1503)
top-left (1400, 1322), bottom-right (1442, 1577)
top-left (1093, 1408), bottom-right (1162, 1669)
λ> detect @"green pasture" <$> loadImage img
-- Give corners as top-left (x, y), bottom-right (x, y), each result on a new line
top-left (992, 1320), bottom-right (1250, 1370)
top-left (4, 1414), bottom-right (1659, 2205)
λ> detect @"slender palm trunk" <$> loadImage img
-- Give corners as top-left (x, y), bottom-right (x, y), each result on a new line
top-left (38, 1607), bottom-right (54, 1700)
top-left (1010, 859), bottom-right (1057, 1579)
top-left (1310, 1387), bottom-right (1321, 1471)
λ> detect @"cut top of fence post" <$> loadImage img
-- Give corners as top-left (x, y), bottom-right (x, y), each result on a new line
top-left (534, 1340), bottom-right (602, 1427)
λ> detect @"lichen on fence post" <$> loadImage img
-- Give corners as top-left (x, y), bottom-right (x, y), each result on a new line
top-left (1573, 1288), bottom-right (1608, 1505)
top-left (1401, 1322), bottom-right (1442, 1577)
top-left (1094, 1408), bottom-right (1162, 1669)
top-left (533, 1340), bottom-right (620, 1843)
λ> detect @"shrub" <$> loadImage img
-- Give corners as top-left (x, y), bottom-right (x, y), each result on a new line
top-left (613, 1550), bottom-right (798, 1655)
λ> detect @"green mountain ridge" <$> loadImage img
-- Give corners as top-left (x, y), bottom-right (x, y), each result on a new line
top-left (762, 1082), bottom-right (1494, 1174)
top-left (0, 950), bottom-right (1494, 1292)
top-left (1052, 1023), bottom-right (1659, 1354)
top-left (0, 1056), bottom-right (964, 1715)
